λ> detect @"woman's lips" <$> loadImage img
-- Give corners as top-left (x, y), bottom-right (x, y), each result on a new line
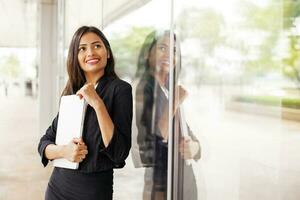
top-left (158, 60), bottom-right (170, 66)
top-left (86, 58), bottom-right (99, 65)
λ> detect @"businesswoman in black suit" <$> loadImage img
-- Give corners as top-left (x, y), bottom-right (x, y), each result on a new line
top-left (135, 30), bottom-right (201, 200)
top-left (38, 26), bottom-right (133, 200)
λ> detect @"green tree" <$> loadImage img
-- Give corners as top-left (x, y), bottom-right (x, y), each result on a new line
top-left (283, 36), bottom-right (300, 87)
top-left (176, 7), bottom-right (224, 83)
top-left (282, 0), bottom-right (300, 88)
top-left (0, 54), bottom-right (22, 79)
top-left (283, 0), bottom-right (300, 29)
top-left (176, 7), bottom-right (224, 53)
top-left (109, 26), bottom-right (154, 79)
top-left (240, 1), bottom-right (282, 76)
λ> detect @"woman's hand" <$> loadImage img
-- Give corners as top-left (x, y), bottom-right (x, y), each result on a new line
top-left (179, 136), bottom-right (200, 160)
top-left (76, 83), bottom-right (102, 109)
top-left (62, 138), bottom-right (88, 163)
top-left (174, 85), bottom-right (188, 111)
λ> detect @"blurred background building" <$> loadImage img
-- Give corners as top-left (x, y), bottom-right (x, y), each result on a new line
top-left (1, 0), bottom-right (300, 199)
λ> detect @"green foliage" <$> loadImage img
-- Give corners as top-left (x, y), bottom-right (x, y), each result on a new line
top-left (239, 1), bottom-right (282, 76)
top-left (283, 0), bottom-right (300, 29)
top-left (283, 36), bottom-right (300, 82)
top-left (0, 54), bottom-right (22, 79)
top-left (109, 26), bottom-right (154, 79)
top-left (234, 95), bottom-right (300, 109)
top-left (176, 7), bottom-right (224, 53)
top-left (106, 1), bottom-right (300, 85)
top-left (176, 3), bottom-right (283, 80)
top-left (240, 1), bottom-right (281, 31)
top-left (281, 0), bottom-right (300, 88)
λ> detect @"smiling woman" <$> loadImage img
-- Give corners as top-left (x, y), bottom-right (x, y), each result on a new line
top-left (77, 32), bottom-right (110, 83)
top-left (38, 26), bottom-right (133, 200)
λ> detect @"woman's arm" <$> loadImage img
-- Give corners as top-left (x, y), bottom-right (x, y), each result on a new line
top-left (93, 99), bottom-right (114, 147)
top-left (77, 81), bottom-right (133, 166)
top-left (44, 144), bottom-right (65, 160)
top-left (38, 115), bottom-right (58, 167)
top-left (45, 138), bottom-right (88, 163)
top-left (38, 114), bottom-right (88, 166)
top-left (76, 83), bottom-right (114, 147)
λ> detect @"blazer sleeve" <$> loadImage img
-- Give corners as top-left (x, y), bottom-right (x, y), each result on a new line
top-left (100, 82), bottom-right (133, 167)
top-left (137, 83), bottom-right (156, 166)
top-left (37, 114), bottom-right (58, 167)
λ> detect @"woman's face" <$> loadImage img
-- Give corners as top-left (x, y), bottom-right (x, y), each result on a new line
top-left (148, 35), bottom-right (174, 74)
top-left (77, 32), bottom-right (109, 76)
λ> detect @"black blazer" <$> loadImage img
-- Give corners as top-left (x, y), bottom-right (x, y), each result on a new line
top-left (135, 74), bottom-right (200, 199)
top-left (38, 75), bottom-right (133, 173)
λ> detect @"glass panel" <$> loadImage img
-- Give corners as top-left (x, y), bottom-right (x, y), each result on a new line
top-left (104, 0), bottom-right (172, 199)
top-left (173, 0), bottom-right (300, 199)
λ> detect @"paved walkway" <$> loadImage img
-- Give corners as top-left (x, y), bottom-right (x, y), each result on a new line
top-left (2, 85), bottom-right (300, 200)
top-left (0, 91), bottom-right (144, 200)
top-left (0, 95), bottom-right (51, 200)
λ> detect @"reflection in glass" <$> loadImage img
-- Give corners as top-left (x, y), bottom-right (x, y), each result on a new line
top-left (134, 30), bottom-right (201, 200)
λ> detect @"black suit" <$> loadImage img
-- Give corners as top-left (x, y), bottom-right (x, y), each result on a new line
top-left (38, 75), bottom-right (133, 200)
top-left (136, 74), bottom-right (200, 200)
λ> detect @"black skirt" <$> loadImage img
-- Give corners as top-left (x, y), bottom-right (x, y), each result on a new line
top-left (45, 168), bottom-right (113, 200)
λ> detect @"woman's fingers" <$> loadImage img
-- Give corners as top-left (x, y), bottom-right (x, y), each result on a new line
top-left (78, 149), bottom-right (88, 156)
top-left (74, 150), bottom-right (88, 163)
top-left (72, 137), bottom-right (83, 144)
top-left (76, 93), bottom-right (83, 99)
top-left (66, 138), bottom-right (88, 162)
top-left (77, 83), bottom-right (95, 97)
top-left (179, 138), bottom-right (193, 159)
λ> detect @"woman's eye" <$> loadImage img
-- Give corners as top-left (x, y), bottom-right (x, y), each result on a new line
top-left (95, 44), bottom-right (101, 49)
top-left (78, 47), bottom-right (85, 52)
top-left (159, 46), bottom-right (166, 51)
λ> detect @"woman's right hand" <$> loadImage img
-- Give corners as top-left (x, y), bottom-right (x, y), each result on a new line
top-left (174, 85), bottom-right (188, 111)
top-left (62, 138), bottom-right (88, 163)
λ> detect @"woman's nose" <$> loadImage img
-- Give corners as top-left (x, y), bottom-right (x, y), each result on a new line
top-left (86, 47), bottom-right (94, 56)
top-left (162, 50), bottom-right (170, 59)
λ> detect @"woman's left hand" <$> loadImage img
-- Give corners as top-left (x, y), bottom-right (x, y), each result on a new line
top-left (76, 83), bottom-right (102, 109)
top-left (179, 136), bottom-right (200, 160)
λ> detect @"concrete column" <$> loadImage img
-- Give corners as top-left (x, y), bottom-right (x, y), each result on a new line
top-left (38, 0), bottom-right (58, 134)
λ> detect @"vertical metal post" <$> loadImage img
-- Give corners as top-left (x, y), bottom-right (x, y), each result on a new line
top-left (167, 0), bottom-right (175, 200)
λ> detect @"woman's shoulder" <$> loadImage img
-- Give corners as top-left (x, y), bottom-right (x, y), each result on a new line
top-left (136, 74), bottom-right (154, 89)
top-left (109, 77), bottom-right (132, 92)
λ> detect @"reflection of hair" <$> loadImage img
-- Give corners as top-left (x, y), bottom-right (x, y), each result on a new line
top-left (135, 30), bottom-right (181, 79)
top-left (62, 26), bottom-right (117, 95)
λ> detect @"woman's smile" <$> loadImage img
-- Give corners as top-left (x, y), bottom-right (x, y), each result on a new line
top-left (86, 58), bottom-right (100, 65)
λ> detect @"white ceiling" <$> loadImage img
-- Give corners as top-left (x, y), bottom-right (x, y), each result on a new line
top-left (0, 0), bottom-right (150, 48)
top-left (0, 0), bottom-right (38, 47)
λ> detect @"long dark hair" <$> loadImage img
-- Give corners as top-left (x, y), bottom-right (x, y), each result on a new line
top-left (135, 30), bottom-right (181, 81)
top-left (62, 26), bottom-right (117, 95)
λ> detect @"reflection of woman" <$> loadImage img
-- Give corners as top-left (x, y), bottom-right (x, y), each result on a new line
top-left (135, 31), bottom-right (201, 200)
top-left (38, 26), bottom-right (132, 200)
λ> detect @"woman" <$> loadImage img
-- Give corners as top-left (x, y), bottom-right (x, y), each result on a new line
top-left (135, 30), bottom-right (201, 200)
top-left (38, 26), bottom-right (133, 200)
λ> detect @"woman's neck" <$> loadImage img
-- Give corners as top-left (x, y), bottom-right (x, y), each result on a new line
top-left (85, 71), bottom-right (104, 84)
top-left (154, 72), bottom-right (168, 87)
